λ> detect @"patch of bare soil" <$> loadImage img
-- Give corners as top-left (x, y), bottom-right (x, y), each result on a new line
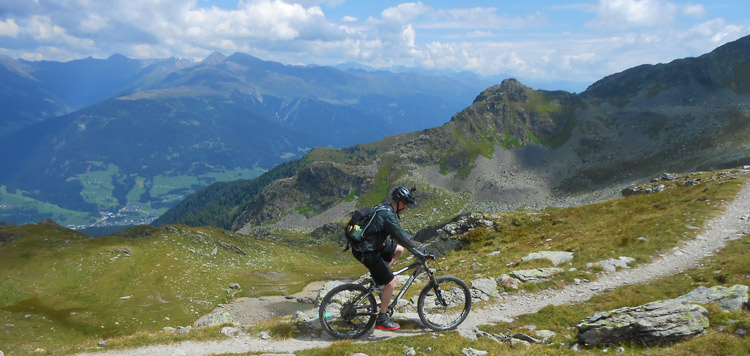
top-left (194, 281), bottom-right (325, 326)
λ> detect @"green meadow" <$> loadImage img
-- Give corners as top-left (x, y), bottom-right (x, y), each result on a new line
top-left (1, 164), bottom-right (265, 227)
top-left (2, 168), bottom-right (749, 355)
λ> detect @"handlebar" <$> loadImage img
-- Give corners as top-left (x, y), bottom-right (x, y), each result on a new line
top-left (422, 253), bottom-right (435, 261)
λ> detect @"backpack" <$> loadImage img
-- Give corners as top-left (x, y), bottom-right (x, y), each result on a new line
top-left (343, 205), bottom-right (387, 251)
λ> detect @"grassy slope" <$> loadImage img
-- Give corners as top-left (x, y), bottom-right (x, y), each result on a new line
top-left (0, 224), bottom-right (363, 355)
top-left (290, 169), bottom-right (749, 355)
top-left (4, 168), bottom-right (749, 355)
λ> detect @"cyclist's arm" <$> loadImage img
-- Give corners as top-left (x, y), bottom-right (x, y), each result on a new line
top-left (383, 213), bottom-right (428, 257)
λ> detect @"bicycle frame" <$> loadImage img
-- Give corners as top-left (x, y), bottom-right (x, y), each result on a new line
top-left (320, 255), bottom-right (470, 338)
top-left (361, 258), bottom-right (440, 315)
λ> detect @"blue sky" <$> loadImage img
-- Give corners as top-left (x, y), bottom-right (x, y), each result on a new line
top-left (1, 0), bottom-right (749, 92)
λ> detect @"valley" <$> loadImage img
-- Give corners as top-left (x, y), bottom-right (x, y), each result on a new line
top-left (0, 52), bottom-right (492, 227)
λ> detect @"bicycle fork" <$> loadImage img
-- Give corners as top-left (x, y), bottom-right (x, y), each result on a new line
top-left (424, 264), bottom-right (449, 307)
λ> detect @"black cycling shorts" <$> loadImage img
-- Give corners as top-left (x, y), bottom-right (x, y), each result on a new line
top-left (352, 241), bottom-right (397, 286)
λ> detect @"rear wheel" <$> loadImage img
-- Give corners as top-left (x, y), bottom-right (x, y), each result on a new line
top-left (319, 283), bottom-right (378, 339)
top-left (417, 275), bottom-right (472, 331)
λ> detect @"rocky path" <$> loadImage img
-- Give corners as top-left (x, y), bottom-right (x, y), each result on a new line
top-left (78, 182), bottom-right (750, 356)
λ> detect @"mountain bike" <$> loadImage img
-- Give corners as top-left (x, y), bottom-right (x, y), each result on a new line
top-left (318, 255), bottom-right (472, 339)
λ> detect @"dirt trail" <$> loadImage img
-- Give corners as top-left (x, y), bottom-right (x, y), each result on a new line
top-left (78, 181), bottom-right (750, 356)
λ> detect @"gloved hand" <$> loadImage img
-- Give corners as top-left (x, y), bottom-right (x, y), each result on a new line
top-left (415, 247), bottom-right (431, 259)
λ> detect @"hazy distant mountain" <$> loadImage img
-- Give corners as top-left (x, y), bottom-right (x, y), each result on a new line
top-left (0, 55), bottom-right (67, 137)
top-left (0, 54), bottom-right (197, 137)
top-left (0, 52), bottom-right (494, 226)
top-left (155, 35), bottom-right (750, 232)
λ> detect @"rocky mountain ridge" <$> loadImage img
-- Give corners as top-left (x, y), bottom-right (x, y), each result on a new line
top-left (196, 35), bottom-right (750, 234)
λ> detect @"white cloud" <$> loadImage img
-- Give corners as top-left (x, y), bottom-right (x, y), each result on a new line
top-left (588, 0), bottom-right (705, 30)
top-left (25, 15), bottom-right (94, 48)
top-left (682, 4), bottom-right (705, 18)
top-left (680, 19), bottom-right (750, 51)
top-left (421, 7), bottom-right (543, 30)
top-left (79, 13), bottom-right (108, 33)
top-left (401, 24), bottom-right (416, 47)
top-left (0, 0), bottom-right (748, 92)
top-left (0, 18), bottom-right (20, 37)
top-left (381, 2), bottom-right (430, 23)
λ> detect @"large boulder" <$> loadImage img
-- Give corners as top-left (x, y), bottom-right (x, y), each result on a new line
top-left (674, 285), bottom-right (749, 312)
top-left (577, 299), bottom-right (709, 345)
top-left (423, 232), bottom-right (465, 258)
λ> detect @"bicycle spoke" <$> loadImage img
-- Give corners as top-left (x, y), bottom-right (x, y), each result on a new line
top-left (418, 276), bottom-right (472, 331)
top-left (319, 284), bottom-right (378, 339)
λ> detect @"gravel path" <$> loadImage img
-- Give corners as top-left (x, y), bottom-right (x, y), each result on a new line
top-left (78, 181), bottom-right (750, 356)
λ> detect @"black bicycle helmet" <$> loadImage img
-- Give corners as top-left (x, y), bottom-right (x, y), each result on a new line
top-left (391, 186), bottom-right (417, 205)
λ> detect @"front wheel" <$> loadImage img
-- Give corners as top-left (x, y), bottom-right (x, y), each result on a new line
top-left (417, 275), bottom-right (472, 331)
top-left (319, 283), bottom-right (378, 339)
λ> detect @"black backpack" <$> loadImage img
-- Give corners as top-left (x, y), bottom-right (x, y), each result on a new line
top-left (343, 205), bottom-right (387, 251)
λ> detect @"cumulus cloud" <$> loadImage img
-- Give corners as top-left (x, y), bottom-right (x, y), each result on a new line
top-left (587, 0), bottom-right (706, 30)
top-left (680, 19), bottom-right (749, 50)
top-left (0, 18), bottom-right (19, 37)
top-left (0, 0), bottom-right (747, 91)
top-left (381, 2), bottom-right (430, 23)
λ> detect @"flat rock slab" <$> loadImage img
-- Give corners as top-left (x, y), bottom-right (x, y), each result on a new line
top-left (521, 251), bottom-right (573, 266)
top-left (509, 268), bottom-right (563, 283)
top-left (674, 284), bottom-right (749, 312)
top-left (577, 299), bottom-right (709, 345)
top-left (589, 256), bottom-right (635, 273)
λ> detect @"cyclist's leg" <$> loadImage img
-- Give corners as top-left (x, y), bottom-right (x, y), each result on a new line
top-left (379, 276), bottom-right (397, 313)
top-left (360, 249), bottom-right (396, 314)
top-left (389, 245), bottom-right (404, 268)
top-left (380, 242), bottom-right (403, 268)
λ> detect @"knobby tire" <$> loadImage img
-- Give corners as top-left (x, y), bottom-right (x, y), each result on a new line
top-left (417, 275), bottom-right (472, 331)
top-left (319, 283), bottom-right (378, 339)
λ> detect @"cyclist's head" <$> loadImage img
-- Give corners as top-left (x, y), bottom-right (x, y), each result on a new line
top-left (391, 186), bottom-right (416, 206)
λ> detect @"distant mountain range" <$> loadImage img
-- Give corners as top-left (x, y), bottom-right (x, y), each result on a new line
top-left (0, 52), bottom-right (497, 226)
top-left (154, 34), bottom-right (750, 234)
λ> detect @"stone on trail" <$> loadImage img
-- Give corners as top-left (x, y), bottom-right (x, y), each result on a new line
top-left (588, 256), bottom-right (635, 273)
top-left (497, 274), bottom-right (520, 289)
top-left (471, 277), bottom-right (500, 300)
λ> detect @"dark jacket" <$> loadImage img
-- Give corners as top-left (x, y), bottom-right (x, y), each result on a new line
top-left (353, 204), bottom-right (426, 257)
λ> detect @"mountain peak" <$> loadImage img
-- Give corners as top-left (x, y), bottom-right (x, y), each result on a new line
top-left (472, 78), bottom-right (530, 104)
top-left (202, 51), bottom-right (226, 65)
top-left (107, 53), bottom-right (130, 61)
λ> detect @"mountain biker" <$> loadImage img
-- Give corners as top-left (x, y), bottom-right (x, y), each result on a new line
top-left (351, 186), bottom-right (429, 331)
